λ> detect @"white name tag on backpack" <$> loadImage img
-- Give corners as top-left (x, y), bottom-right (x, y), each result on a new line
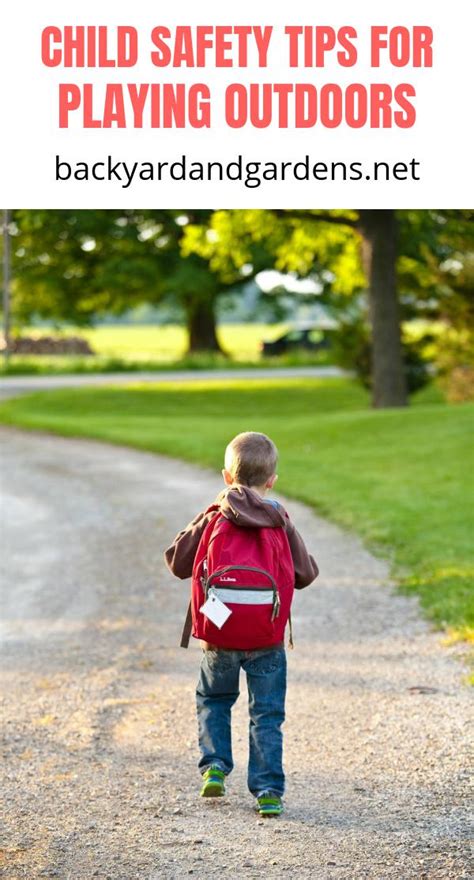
top-left (200, 590), bottom-right (232, 629)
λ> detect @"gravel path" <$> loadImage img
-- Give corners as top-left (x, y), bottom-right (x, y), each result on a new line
top-left (0, 428), bottom-right (472, 880)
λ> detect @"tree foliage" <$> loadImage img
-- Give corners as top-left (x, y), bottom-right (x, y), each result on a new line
top-left (2, 208), bottom-right (473, 401)
top-left (182, 208), bottom-right (473, 322)
top-left (6, 209), bottom-right (248, 351)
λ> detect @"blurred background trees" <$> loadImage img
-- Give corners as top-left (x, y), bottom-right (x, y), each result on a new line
top-left (1, 208), bottom-right (473, 407)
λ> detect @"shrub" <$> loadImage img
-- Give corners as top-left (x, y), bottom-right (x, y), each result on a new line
top-left (435, 329), bottom-right (474, 402)
top-left (332, 315), bottom-right (432, 394)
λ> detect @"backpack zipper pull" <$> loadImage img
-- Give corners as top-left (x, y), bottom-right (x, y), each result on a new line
top-left (201, 559), bottom-right (209, 596)
top-left (271, 592), bottom-right (281, 621)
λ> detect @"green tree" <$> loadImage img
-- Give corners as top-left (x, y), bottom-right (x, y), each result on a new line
top-left (7, 209), bottom-right (247, 353)
top-left (4, 209), bottom-right (473, 403)
top-left (182, 208), bottom-right (474, 407)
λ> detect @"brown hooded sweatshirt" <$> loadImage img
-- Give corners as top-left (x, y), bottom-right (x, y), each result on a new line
top-left (164, 485), bottom-right (319, 588)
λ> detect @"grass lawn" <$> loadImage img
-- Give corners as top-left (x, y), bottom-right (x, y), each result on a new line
top-left (1, 324), bottom-right (315, 374)
top-left (81, 323), bottom-right (285, 360)
top-left (0, 377), bottom-right (472, 645)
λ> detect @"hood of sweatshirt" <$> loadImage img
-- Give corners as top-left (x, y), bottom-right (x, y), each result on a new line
top-left (215, 485), bottom-right (287, 529)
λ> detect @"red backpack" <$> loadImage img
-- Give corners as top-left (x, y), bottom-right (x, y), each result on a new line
top-left (181, 512), bottom-right (295, 650)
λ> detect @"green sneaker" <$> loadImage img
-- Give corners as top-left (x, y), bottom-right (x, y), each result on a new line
top-left (256, 791), bottom-right (283, 817)
top-left (200, 764), bottom-right (226, 798)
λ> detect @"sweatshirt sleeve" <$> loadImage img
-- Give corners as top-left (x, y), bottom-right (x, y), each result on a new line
top-left (285, 519), bottom-right (319, 589)
top-left (164, 506), bottom-right (219, 580)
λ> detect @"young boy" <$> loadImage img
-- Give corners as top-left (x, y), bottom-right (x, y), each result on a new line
top-left (164, 431), bottom-right (318, 816)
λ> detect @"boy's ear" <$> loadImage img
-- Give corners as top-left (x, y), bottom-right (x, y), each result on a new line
top-left (266, 474), bottom-right (278, 489)
top-left (222, 468), bottom-right (234, 486)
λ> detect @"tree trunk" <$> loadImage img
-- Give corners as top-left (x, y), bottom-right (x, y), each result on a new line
top-left (185, 296), bottom-right (223, 353)
top-left (358, 210), bottom-right (408, 408)
top-left (2, 209), bottom-right (11, 364)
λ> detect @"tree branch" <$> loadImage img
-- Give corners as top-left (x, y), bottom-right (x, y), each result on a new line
top-left (272, 210), bottom-right (358, 230)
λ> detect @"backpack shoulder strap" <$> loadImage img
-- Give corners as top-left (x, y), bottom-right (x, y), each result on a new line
top-left (180, 600), bottom-right (193, 649)
top-left (180, 511), bottom-right (222, 649)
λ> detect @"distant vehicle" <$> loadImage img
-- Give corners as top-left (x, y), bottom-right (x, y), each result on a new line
top-left (260, 324), bottom-right (335, 356)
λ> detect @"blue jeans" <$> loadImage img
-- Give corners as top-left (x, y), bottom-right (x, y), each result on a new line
top-left (196, 645), bottom-right (287, 797)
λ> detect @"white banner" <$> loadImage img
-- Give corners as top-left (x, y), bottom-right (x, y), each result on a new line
top-left (0, 0), bottom-right (472, 207)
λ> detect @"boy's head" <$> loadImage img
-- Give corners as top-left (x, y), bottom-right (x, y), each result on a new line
top-left (223, 432), bottom-right (278, 493)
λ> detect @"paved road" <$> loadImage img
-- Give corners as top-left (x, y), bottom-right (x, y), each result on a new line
top-left (0, 366), bottom-right (346, 401)
top-left (0, 428), bottom-right (471, 879)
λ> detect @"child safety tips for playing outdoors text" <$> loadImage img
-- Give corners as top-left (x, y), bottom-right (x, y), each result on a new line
top-left (43, 25), bottom-right (432, 130)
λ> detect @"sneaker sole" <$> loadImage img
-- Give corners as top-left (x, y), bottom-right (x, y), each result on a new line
top-left (259, 807), bottom-right (282, 817)
top-left (200, 782), bottom-right (225, 798)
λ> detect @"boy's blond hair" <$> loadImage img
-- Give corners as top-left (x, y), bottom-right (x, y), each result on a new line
top-left (224, 432), bottom-right (278, 487)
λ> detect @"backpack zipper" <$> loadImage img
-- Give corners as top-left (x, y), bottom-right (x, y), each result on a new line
top-left (209, 565), bottom-right (277, 589)
top-left (211, 584), bottom-right (271, 591)
top-left (205, 565), bottom-right (280, 618)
